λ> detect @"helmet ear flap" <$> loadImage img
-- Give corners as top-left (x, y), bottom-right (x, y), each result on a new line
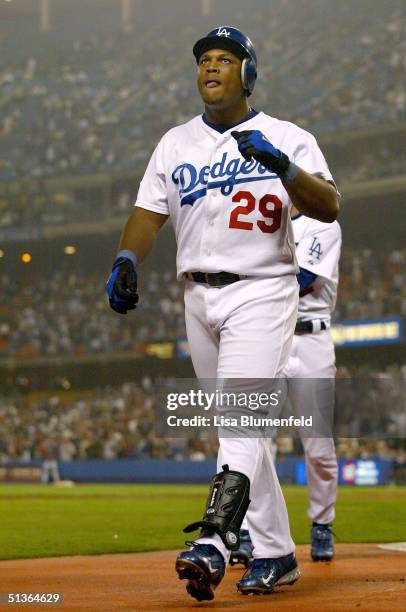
top-left (241, 58), bottom-right (248, 92)
top-left (241, 57), bottom-right (257, 97)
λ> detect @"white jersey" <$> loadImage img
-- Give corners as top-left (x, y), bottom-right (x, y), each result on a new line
top-left (135, 111), bottom-right (336, 280)
top-left (292, 214), bottom-right (341, 322)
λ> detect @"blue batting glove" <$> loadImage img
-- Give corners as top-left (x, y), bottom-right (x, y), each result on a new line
top-left (231, 130), bottom-right (297, 182)
top-left (106, 256), bottom-right (139, 315)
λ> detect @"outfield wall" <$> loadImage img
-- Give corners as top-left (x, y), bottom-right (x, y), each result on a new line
top-left (58, 458), bottom-right (392, 486)
top-left (1, 458), bottom-right (394, 485)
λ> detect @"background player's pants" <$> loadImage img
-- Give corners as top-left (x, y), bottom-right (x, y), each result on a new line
top-left (184, 275), bottom-right (298, 560)
top-left (284, 330), bottom-right (338, 524)
top-left (41, 459), bottom-right (60, 484)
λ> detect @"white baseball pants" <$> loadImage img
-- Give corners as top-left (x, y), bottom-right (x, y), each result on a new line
top-left (283, 330), bottom-right (338, 524)
top-left (183, 275), bottom-right (298, 560)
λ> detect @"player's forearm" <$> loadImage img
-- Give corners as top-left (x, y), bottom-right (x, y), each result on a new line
top-left (232, 131), bottom-right (340, 223)
top-left (284, 169), bottom-right (339, 223)
top-left (118, 207), bottom-right (168, 264)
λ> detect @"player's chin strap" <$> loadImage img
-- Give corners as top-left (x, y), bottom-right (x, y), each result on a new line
top-left (183, 464), bottom-right (250, 551)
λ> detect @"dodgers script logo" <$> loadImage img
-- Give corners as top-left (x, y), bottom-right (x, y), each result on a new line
top-left (171, 153), bottom-right (277, 206)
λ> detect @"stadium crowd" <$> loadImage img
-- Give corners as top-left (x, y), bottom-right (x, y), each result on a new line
top-left (332, 141), bottom-right (406, 186)
top-left (0, 268), bottom-right (185, 358)
top-left (1, 1), bottom-right (405, 478)
top-left (0, 248), bottom-right (404, 359)
top-left (334, 248), bottom-right (405, 321)
top-left (0, 378), bottom-right (219, 462)
top-left (0, 0), bottom-right (404, 183)
top-left (1, 367), bottom-right (405, 463)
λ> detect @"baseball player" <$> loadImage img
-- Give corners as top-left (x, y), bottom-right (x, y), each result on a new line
top-left (231, 206), bottom-right (341, 567)
top-left (106, 27), bottom-right (339, 601)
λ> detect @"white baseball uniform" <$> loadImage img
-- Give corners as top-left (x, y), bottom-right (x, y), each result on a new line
top-left (135, 110), bottom-right (336, 559)
top-left (283, 214), bottom-right (341, 525)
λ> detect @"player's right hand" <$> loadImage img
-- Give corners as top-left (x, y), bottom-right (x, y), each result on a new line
top-left (106, 257), bottom-right (139, 314)
top-left (231, 130), bottom-right (290, 176)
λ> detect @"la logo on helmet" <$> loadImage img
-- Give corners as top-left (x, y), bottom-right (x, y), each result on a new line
top-left (216, 27), bottom-right (230, 37)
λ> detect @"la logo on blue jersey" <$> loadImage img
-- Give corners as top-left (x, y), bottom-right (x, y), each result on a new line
top-left (171, 153), bottom-right (278, 206)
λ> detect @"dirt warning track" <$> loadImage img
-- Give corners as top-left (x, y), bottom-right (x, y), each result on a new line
top-left (1, 544), bottom-right (405, 611)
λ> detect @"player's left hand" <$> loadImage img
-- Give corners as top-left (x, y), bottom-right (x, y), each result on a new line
top-left (106, 256), bottom-right (139, 314)
top-left (231, 130), bottom-right (290, 176)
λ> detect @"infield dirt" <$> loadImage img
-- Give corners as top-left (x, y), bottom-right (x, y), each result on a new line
top-left (1, 544), bottom-right (405, 611)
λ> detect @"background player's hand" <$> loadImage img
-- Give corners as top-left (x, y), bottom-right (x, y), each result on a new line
top-left (106, 256), bottom-right (139, 314)
top-left (231, 130), bottom-right (290, 176)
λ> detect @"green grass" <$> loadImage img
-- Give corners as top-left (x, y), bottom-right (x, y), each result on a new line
top-left (1, 484), bottom-right (405, 560)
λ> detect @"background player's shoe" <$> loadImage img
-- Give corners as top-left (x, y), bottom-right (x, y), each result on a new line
top-left (311, 523), bottom-right (335, 561)
top-left (237, 553), bottom-right (301, 595)
top-left (175, 542), bottom-right (225, 602)
top-left (229, 529), bottom-right (254, 567)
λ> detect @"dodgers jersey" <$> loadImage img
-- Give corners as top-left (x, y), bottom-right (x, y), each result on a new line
top-left (135, 111), bottom-right (336, 280)
top-left (292, 214), bottom-right (342, 322)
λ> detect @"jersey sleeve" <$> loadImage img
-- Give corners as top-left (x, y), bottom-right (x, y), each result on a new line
top-left (134, 137), bottom-right (169, 215)
top-left (294, 221), bottom-right (341, 282)
top-left (292, 131), bottom-right (336, 185)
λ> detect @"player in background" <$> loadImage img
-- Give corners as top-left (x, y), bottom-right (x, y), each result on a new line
top-left (106, 27), bottom-right (339, 601)
top-left (231, 206), bottom-right (341, 567)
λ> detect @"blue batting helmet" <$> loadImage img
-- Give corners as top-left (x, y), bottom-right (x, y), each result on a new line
top-left (193, 26), bottom-right (258, 96)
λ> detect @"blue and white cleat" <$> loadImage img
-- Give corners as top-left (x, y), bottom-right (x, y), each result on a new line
top-left (175, 542), bottom-right (226, 601)
top-left (229, 530), bottom-right (254, 567)
top-left (237, 553), bottom-right (301, 595)
top-left (311, 523), bottom-right (334, 561)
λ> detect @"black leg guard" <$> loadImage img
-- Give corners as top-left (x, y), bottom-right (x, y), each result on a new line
top-left (183, 465), bottom-right (250, 551)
